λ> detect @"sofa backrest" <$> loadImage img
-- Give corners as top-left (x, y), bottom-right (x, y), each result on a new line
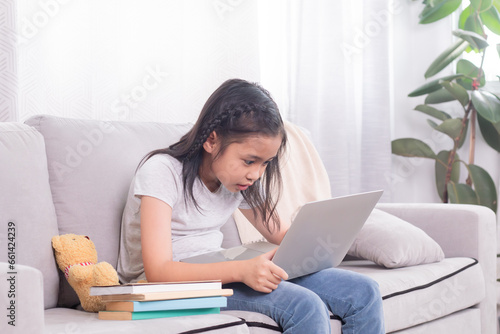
top-left (0, 122), bottom-right (60, 309)
top-left (25, 115), bottom-right (191, 308)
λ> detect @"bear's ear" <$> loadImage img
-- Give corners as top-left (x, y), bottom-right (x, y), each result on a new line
top-left (51, 235), bottom-right (61, 251)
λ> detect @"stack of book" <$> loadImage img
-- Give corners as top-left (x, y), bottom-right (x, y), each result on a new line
top-left (90, 280), bottom-right (233, 321)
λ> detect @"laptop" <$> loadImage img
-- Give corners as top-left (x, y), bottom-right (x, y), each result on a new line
top-left (181, 190), bottom-right (383, 280)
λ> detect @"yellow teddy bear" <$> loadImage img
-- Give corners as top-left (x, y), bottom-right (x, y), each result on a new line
top-left (51, 234), bottom-right (119, 312)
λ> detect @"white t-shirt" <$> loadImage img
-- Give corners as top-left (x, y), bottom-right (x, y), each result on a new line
top-left (117, 154), bottom-right (250, 283)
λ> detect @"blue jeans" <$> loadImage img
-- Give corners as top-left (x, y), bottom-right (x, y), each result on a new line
top-left (223, 268), bottom-right (385, 334)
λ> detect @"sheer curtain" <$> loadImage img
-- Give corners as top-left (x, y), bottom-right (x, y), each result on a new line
top-left (259, 0), bottom-right (394, 199)
top-left (4, 0), bottom-right (401, 199)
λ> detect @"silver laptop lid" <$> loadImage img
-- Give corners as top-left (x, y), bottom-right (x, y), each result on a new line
top-left (273, 190), bottom-right (383, 280)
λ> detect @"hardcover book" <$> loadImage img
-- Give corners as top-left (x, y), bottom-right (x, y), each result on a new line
top-left (100, 288), bottom-right (234, 302)
top-left (98, 307), bottom-right (220, 320)
top-left (90, 280), bottom-right (222, 296)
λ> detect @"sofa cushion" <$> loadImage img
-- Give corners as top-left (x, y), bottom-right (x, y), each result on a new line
top-left (390, 308), bottom-right (481, 333)
top-left (222, 310), bottom-right (282, 333)
top-left (339, 257), bottom-right (484, 333)
top-left (222, 310), bottom-right (343, 333)
top-left (347, 209), bottom-right (445, 268)
top-left (44, 308), bottom-right (250, 333)
top-left (0, 122), bottom-right (60, 309)
top-left (25, 115), bottom-right (191, 308)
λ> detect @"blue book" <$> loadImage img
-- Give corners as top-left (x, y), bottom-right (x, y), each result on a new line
top-left (99, 307), bottom-right (220, 320)
top-left (105, 296), bottom-right (227, 312)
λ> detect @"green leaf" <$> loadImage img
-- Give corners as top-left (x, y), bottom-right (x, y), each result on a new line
top-left (463, 12), bottom-right (484, 35)
top-left (392, 138), bottom-right (437, 159)
top-left (470, 0), bottom-right (493, 11)
top-left (408, 74), bottom-right (464, 97)
top-left (427, 119), bottom-right (439, 129)
top-left (440, 80), bottom-right (470, 106)
top-left (495, 0), bottom-right (500, 11)
top-left (456, 59), bottom-right (486, 90)
top-left (471, 90), bottom-right (500, 122)
top-left (429, 118), bottom-right (469, 147)
top-left (419, 0), bottom-right (463, 24)
top-left (459, 5), bottom-right (472, 30)
top-left (453, 29), bottom-right (489, 50)
top-left (425, 40), bottom-right (469, 78)
top-left (480, 5), bottom-right (500, 34)
top-left (425, 88), bottom-right (458, 104)
top-left (495, 0), bottom-right (500, 12)
top-left (464, 13), bottom-right (485, 46)
top-left (447, 182), bottom-right (479, 204)
top-left (435, 150), bottom-right (460, 201)
top-left (477, 112), bottom-right (500, 152)
top-left (468, 164), bottom-right (498, 212)
top-left (415, 104), bottom-right (452, 120)
top-left (458, 119), bottom-right (469, 148)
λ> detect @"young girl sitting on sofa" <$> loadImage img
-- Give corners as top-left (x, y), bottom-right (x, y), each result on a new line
top-left (117, 78), bottom-right (385, 334)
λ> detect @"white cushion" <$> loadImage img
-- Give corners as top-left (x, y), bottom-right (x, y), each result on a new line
top-left (340, 257), bottom-right (485, 332)
top-left (389, 308), bottom-right (481, 334)
top-left (347, 209), bottom-right (445, 268)
top-left (44, 308), bottom-right (250, 333)
top-left (223, 309), bottom-right (342, 333)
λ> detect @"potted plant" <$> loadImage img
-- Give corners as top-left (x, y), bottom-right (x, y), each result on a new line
top-left (392, 0), bottom-right (500, 213)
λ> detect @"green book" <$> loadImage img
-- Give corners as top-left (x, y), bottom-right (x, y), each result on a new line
top-left (98, 307), bottom-right (220, 321)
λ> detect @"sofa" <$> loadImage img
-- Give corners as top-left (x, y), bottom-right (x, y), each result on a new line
top-left (0, 114), bottom-right (496, 334)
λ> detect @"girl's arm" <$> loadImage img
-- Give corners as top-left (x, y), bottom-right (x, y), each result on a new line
top-left (239, 208), bottom-right (289, 245)
top-left (140, 195), bottom-right (288, 293)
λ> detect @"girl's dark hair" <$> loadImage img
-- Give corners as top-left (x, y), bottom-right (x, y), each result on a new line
top-left (140, 78), bottom-right (287, 233)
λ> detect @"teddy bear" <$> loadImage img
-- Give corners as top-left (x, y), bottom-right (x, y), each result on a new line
top-left (51, 234), bottom-right (119, 312)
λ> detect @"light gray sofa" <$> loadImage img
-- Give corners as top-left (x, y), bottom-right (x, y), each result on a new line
top-left (0, 115), bottom-right (496, 334)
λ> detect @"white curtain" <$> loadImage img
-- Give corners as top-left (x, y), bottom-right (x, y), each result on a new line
top-left (5, 0), bottom-right (414, 200)
top-left (259, 0), bottom-right (394, 200)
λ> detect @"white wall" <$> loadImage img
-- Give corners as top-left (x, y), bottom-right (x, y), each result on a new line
top-left (16, 0), bottom-right (262, 123)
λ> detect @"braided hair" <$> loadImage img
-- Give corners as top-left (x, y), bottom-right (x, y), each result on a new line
top-left (139, 78), bottom-right (287, 233)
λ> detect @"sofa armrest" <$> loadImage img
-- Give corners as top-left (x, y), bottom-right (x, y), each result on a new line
top-left (0, 262), bottom-right (45, 333)
top-left (376, 202), bottom-right (497, 333)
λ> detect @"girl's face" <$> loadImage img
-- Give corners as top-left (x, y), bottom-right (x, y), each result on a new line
top-left (201, 134), bottom-right (282, 193)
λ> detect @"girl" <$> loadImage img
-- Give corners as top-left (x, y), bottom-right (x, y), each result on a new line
top-left (117, 79), bottom-right (385, 333)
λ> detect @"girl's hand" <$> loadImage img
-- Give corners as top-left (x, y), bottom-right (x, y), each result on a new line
top-left (240, 248), bottom-right (288, 293)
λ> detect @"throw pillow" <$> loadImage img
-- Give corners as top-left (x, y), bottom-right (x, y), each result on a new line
top-left (347, 209), bottom-right (445, 268)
